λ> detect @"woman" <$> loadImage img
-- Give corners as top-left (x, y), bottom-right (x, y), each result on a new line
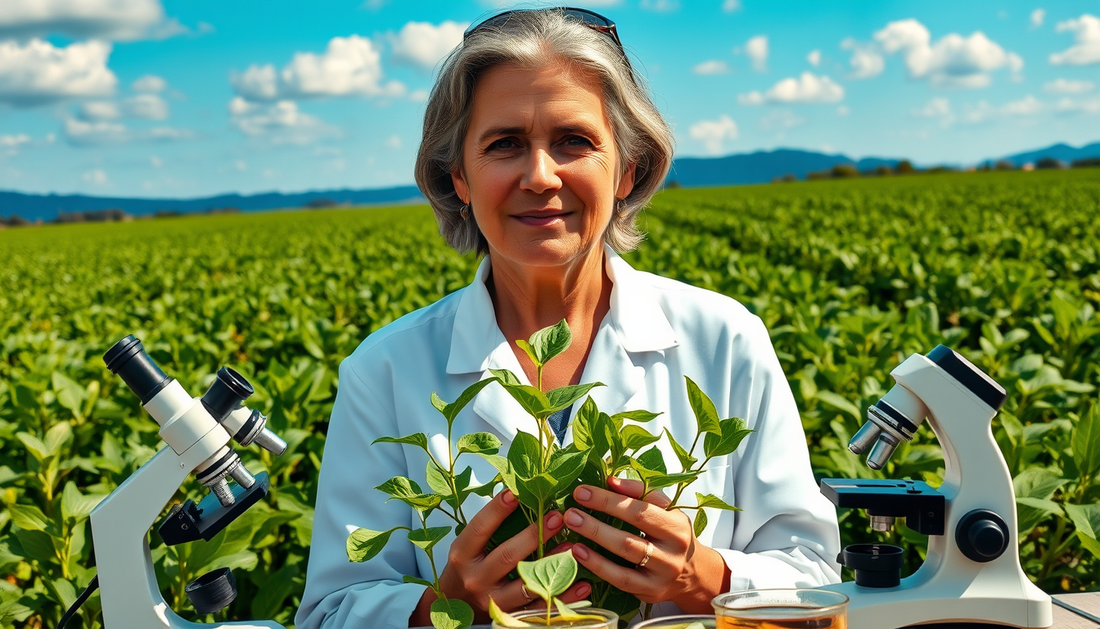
top-left (296, 8), bottom-right (840, 629)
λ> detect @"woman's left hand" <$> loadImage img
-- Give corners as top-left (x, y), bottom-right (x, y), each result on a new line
top-left (564, 477), bottom-right (732, 613)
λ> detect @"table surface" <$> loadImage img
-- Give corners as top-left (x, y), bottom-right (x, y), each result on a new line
top-left (421, 592), bottom-right (1100, 628)
top-left (1053, 592), bottom-right (1100, 628)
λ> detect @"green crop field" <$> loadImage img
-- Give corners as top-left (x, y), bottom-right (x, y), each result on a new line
top-left (2, 169), bottom-right (1099, 628)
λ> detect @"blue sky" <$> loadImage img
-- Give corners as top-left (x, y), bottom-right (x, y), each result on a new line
top-left (0, 0), bottom-right (1097, 198)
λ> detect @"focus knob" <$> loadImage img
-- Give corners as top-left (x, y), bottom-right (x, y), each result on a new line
top-left (956, 509), bottom-right (1009, 562)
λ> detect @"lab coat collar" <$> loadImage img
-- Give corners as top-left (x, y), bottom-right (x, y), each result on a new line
top-left (448, 245), bottom-right (678, 442)
top-left (446, 244), bottom-right (678, 376)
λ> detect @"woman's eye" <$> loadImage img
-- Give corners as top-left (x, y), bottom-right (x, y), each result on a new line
top-left (487, 138), bottom-right (519, 151)
top-left (563, 135), bottom-right (594, 148)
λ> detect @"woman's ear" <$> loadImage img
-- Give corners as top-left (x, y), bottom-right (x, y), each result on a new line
top-left (451, 168), bottom-right (470, 204)
top-left (616, 162), bottom-right (637, 200)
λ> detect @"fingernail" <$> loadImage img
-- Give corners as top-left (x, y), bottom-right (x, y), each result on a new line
top-left (502, 489), bottom-right (515, 504)
top-left (547, 512), bottom-right (563, 529)
top-left (576, 487), bottom-right (592, 501)
top-left (573, 545), bottom-right (590, 560)
top-left (577, 583), bottom-right (591, 598)
top-left (565, 510), bottom-right (584, 527)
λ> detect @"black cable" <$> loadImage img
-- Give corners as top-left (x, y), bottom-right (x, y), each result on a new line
top-left (57, 574), bottom-right (98, 629)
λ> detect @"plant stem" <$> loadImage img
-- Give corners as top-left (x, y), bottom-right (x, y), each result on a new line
top-left (537, 498), bottom-right (546, 558)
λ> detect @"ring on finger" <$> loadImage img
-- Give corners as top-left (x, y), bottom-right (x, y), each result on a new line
top-left (636, 541), bottom-right (655, 569)
top-left (521, 583), bottom-right (534, 601)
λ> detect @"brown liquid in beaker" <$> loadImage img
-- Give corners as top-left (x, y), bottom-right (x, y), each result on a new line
top-left (716, 611), bottom-right (845, 629)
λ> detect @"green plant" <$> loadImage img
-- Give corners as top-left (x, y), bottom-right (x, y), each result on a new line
top-left (347, 319), bottom-right (750, 628)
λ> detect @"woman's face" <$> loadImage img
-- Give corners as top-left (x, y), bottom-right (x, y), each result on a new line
top-left (452, 60), bottom-right (635, 272)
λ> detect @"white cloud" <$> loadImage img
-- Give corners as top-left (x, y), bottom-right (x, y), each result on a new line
top-left (228, 97), bottom-right (341, 145)
top-left (1002, 94), bottom-right (1043, 115)
top-left (758, 110), bottom-right (805, 131)
top-left (836, 105), bottom-right (850, 116)
top-left (693, 60), bottom-right (730, 75)
top-left (840, 38), bottom-right (885, 79)
top-left (807, 50), bottom-right (821, 67)
top-left (64, 116), bottom-right (190, 145)
top-left (0, 39), bottom-right (116, 107)
top-left (959, 100), bottom-right (997, 124)
top-left (78, 93), bottom-right (168, 121)
top-left (873, 18), bottom-right (1023, 87)
top-left (150, 156), bottom-right (162, 168)
top-left (386, 135), bottom-right (402, 149)
top-left (1056, 96), bottom-right (1100, 114)
top-left (722, 0), bottom-right (741, 12)
top-left (126, 93), bottom-right (168, 119)
top-left (738, 72), bottom-right (844, 105)
top-left (235, 159), bottom-right (247, 171)
top-left (641, 0), bottom-right (680, 12)
top-left (132, 74), bottom-right (166, 93)
top-left (391, 21), bottom-right (466, 69)
top-left (82, 168), bottom-right (107, 185)
top-left (912, 97), bottom-right (952, 118)
top-left (231, 35), bottom-right (405, 102)
top-left (409, 89), bottom-right (428, 102)
top-left (0, 0), bottom-right (171, 41)
top-left (1031, 9), bottom-right (1045, 28)
top-left (79, 100), bottom-right (121, 120)
top-left (745, 35), bottom-right (768, 72)
top-left (1044, 78), bottom-right (1094, 94)
top-left (689, 115), bottom-right (738, 154)
top-left (0, 134), bottom-right (31, 148)
top-left (1050, 14), bottom-right (1100, 66)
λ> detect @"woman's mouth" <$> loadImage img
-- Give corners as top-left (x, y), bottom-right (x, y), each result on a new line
top-left (514, 211), bottom-right (570, 227)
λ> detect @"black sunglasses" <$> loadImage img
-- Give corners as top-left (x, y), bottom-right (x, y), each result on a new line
top-left (464, 7), bottom-right (632, 73)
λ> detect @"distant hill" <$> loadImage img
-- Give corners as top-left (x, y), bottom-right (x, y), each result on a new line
top-left (0, 185), bottom-right (424, 222)
top-left (3, 140), bottom-right (1098, 222)
top-left (996, 142), bottom-right (1100, 167)
top-left (667, 148), bottom-right (901, 188)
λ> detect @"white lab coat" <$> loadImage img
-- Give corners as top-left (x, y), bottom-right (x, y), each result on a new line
top-left (295, 246), bottom-right (842, 629)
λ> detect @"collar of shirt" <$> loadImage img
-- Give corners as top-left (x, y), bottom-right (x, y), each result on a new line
top-left (445, 244), bottom-right (679, 443)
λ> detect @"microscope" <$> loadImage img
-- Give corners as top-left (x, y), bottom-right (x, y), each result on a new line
top-left (86, 336), bottom-right (289, 629)
top-left (819, 345), bottom-right (1053, 628)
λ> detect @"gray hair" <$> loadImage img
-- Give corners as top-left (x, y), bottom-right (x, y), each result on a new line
top-left (414, 8), bottom-right (674, 255)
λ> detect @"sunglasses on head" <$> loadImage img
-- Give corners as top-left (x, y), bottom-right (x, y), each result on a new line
top-left (464, 6), bottom-right (632, 73)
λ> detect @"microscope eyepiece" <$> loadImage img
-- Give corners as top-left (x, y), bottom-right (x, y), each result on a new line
top-left (201, 367), bottom-right (255, 422)
top-left (103, 335), bottom-right (172, 405)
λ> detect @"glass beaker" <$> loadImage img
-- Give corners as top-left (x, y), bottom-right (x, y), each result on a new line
top-left (712, 589), bottom-right (848, 629)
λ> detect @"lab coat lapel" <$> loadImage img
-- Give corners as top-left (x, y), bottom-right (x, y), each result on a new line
top-left (446, 256), bottom-right (539, 441)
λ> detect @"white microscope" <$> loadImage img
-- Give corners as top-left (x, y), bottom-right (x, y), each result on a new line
top-left (819, 345), bottom-right (1053, 628)
top-left (78, 335), bottom-right (290, 629)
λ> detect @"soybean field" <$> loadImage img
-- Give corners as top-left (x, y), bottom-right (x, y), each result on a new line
top-left (1, 169), bottom-right (1099, 628)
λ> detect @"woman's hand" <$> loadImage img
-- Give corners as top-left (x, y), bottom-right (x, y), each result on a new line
top-left (409, 489), bottom-right (591, 626)
top-left (564, 477), bottom-right (732, 613)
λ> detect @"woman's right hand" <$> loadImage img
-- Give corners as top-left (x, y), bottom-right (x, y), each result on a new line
top-left (409, 489), bottom-right (592, 625)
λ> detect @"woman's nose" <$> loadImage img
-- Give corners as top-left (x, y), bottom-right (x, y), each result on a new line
top-left (520, 148), bottom-right (562, 194)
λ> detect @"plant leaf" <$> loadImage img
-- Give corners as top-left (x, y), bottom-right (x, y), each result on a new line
top-left (430, 597), bottom-right (474, 629)
top-left (508, 431), bottom-right (543, 480)
top-left (693, 509), bottom-right (708, 538)
top-left (664, 428), bottom-right (697, 471)
top-left (439, 378), bottom-right (500, 425)
top-left (60, 481), bottom-right (103, 524)
top-left (703, 418), bottom-right (753, 459)
top-left (547, 450), bottom-right (587, 485)
top-left (695, 492), bottom-right (740, 511)
top-left (499, 384), bottom-right (552, 419)
top-left (517, 552), bottom-right (578, 602)
top-left (8, 504), bottom-right (50, 532)
top-left (612, 409), bottom-right (662, 423)
top-left (374, 433), bottom-right (430, 453)
top-left (490, 369), bottom-right (523, 387)
top-left (376, 477), bottom-right (442, 511)
top-left (622, 425), bottom-right (660, 451)
top-left (44, 421), bottom-right (73, 456)
top-left (515, 339), bottom-right (540, 368)
top-left (546, 383), bottom-right (604, 415)
top-left (685, 377), bottom-right (721, 435)
top-left (1072, 406), bottom-right (1100, 479)
top-left (407, 526), bottom-right (452, 553)
top-left (488, 598), bottom-right (528, 628)
top-left (636, 446), bottom-right (667, 475)
top-left (528, 319), bottom-right (572, 366)
top-left (458, 432), bottom-right (502, 456)
top-left (346, 526), bottom-right (406, 562)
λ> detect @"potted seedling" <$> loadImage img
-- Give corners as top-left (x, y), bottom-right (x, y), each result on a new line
top-left (348, 320), bottom-right (752, 628)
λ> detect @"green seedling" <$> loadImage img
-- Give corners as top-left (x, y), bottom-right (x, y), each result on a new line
top-left (348, 319), bottom-right (752, 627)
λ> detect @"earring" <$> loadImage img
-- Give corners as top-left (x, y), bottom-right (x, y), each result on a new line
top-left (459, 204), bottom-right (470, 220)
